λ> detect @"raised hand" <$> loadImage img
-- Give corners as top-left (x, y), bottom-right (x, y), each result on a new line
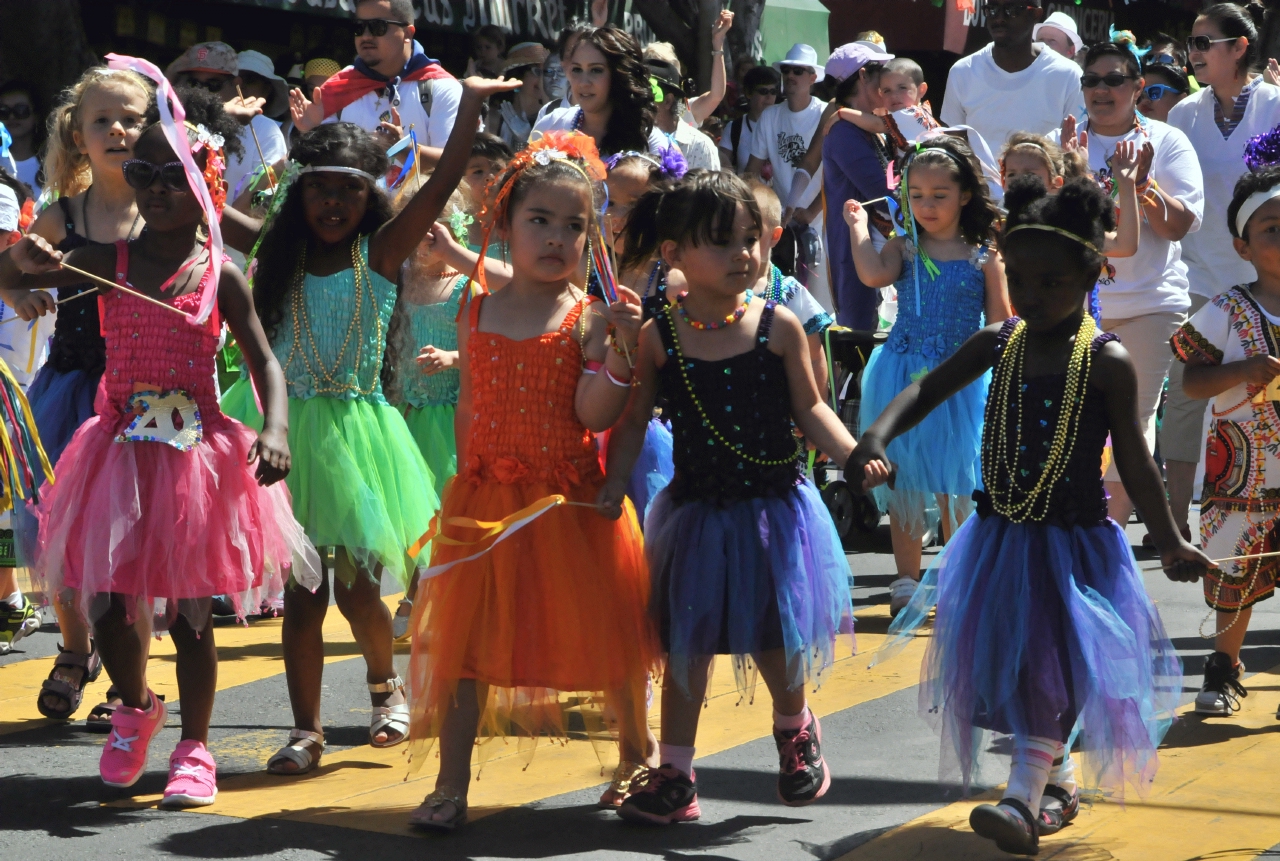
top-left (290, 87), bottom-right (326, 133)
top-left (711, 10), bottom-right (734, 47)
top-left (376, 105), bottom-right (404, 145)
top-left (460, 76), bottom-right (523, 102)
top-left (1111, 139), bottom-right (1139, 184)
top-left (224, 93), bottom-right (266, 126)
top-left (844, 198), bottom-right (870, 230)
top-left (1266, 58), bottom-right (1280, 87)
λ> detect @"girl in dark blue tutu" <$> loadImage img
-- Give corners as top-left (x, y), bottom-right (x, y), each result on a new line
top-left (602, 171), bottom-right (883, 824)
top-left (851, 176), bottom-right (1212, 855)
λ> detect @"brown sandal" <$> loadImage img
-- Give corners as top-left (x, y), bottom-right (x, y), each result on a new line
top-left (409, 787), bottom-right (468, 832)
top-left (36, 645), bottom-right (102, 721)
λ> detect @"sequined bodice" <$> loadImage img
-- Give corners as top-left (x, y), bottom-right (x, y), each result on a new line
top-left (656, 303), bottom-right (801, 504)
top-left (462, 294), bottom-right (601, 488)
top-left (101, 241), bottom-right (225, 430)
top-left (976, 317), bottom-right (1117, 526)
top-left (271, 236), bottom-right (396, 403)
top-left (396, 276), bottom-right (467, 409)
top-left (50, 199), bottom-right (107, 375)
top-left (885, 245), bottom-right (988, 361)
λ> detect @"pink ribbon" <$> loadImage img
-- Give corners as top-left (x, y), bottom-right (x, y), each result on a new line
top-left (106, 54), bottom-right (223, 327)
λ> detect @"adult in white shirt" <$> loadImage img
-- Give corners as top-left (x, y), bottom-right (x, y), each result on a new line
top-left (290, 0), bottom-right (462, 168)
top-left (1053, 41), bottom-right (1204, 526)
top-left (646, 59), bottom-right (720, 171)
top-left (1161, 4), bottom-right (1280, 539)
top-left (941, 0), bottom-right (1082, 149)
top-left (720, 66), bottom-right (780, 174)
top-left (745, 43), bottom-right (826, 204)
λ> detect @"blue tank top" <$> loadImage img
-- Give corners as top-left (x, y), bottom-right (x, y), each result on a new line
top-left (272, 235), bottom-right (397, 403)
top-left (885, 242), bottom-right (990, 361)
top-left (396, 275), bottom-right (468, 408)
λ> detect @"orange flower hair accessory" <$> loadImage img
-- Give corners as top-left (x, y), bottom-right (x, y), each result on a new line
top-left (185, 121), bottom-right (227, 215)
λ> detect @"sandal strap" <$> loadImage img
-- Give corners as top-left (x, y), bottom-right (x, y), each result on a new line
top-left (1040, 784), bottom-right (1075, 808)
top-left (52, 646), bottom-right (94, 670)
top-left (421, 787), bottom-right (467, 812)
top-left (41, 677), bottom-right (77, 699)
top-left (368, 675), bottom-right (405, 694)
top-left (287, 728), bottom-right (325, 747)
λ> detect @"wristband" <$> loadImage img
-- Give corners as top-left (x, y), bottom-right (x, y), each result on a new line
top-left (605, 368), bottom-right (632, 387)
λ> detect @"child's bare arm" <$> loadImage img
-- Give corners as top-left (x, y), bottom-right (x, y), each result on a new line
top-left (843, 201), bottom-right (904, 287)
top-left (426, 222), bottom-right (512, 289)
top-left (776, 307), bottom-right (853, 464)
top-left (575, 289), bottom-right (643, 432)
top-left (983, 249), bottom-right (1011, 322)
top-left (1104, 140), bottom-right (1141, 259)
top-left (598, 322), bottom-right (662, 519)
top-left (0, 235), bottom-right (114, 294)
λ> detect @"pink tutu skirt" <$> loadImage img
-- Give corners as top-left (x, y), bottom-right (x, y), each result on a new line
top-left (35, 414), bottom-right (321, 629)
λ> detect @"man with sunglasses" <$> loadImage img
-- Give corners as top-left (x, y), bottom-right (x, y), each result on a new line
top-left (720, 66), bottom-right (780, 173)
top-left (745, 44), bottom-right (825, 208)
top-left (291, 0), bottom-right (461, 168)
top-left (940, 0), bottom-right (1083, 149)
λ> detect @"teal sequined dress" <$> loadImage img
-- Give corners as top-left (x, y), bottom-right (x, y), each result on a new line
top-left (221, 236), bottom-right (438, 587)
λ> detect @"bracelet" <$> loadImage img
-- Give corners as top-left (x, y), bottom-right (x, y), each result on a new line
top-left (605, 368), bottom-right (632, 387)
top-left (609, 334), bottom-right (635, 359)
top-left (711, 50), bottom-right (724, 55)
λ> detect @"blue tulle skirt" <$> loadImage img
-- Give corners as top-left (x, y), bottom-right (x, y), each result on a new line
top-left (859, 346), bottom-right (987, 537)
top-left (644, 479), bottom-right (854, 695)
top-left (878, 512), bottom-right (1181, 801)
top-left (627, 418), bottom-right (674, 526)
top-left (16, 366), bottom-right (101, 564)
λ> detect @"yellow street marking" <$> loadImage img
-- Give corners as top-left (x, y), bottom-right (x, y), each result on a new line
top-left (0, 595), bottom-right (404, 736)
top-left (113, 608), bottom-right (931, 838)
top-left (835, 661), bottom-right (1280, 861)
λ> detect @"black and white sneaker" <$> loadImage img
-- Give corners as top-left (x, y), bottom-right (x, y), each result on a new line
top-left (970, 798), bottom-right (1039, 855)
top-left (1195, 651), bottom-right (1246, 716)
top-left (774, 710), bottom-right (831, 806)
top-left (617, 766), bottom-right (700, 824)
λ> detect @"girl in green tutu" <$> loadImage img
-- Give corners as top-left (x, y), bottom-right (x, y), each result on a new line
top-left (222, 76), bottom-right (519, 774)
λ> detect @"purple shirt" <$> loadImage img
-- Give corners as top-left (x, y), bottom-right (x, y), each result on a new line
top-left (823, 122), bottom-right (890, 330)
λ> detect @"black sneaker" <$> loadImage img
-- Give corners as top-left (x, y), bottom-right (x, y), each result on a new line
top-left (1037, 784), bottom-right (1079, 835)
top-left (774, 710), bottom-right (831, 806)
top-left (0, 595), bottom-right (40, 655)
top-left (1195, 651), bottom-right (1246, 716)
top-left (970, 798), bottom-right (1039, 855)
top-left (617, 766), bottom-right (700, 825)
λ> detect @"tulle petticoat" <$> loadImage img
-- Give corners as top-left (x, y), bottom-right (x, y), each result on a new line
top-left (35, 415), bottom-right (321, 630)
top-left (402, 403), bottom-right (457, 498)
top-left (221, 388), bottom-right (439, 590)
top-left (627, 418), bottom-right (674, 527)
top-left (859, 345), bottom-right (988, 538)
top-left (408, 472), bottom-right (656, 771)
top-left (644, 479), bottom-right (854, 696)
top-left (879, 513), bottom-right (1181, 801)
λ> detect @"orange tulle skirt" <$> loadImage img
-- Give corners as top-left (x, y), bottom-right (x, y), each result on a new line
top-left (407, 472), bottom-right (657, 769)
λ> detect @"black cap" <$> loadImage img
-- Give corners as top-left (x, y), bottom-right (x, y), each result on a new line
top-left (645, 59), bottom-right (685, 96)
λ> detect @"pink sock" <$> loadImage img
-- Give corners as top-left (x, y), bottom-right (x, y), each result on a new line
top-left (773, 702), bottom-right (810, 731)
top-left (659, 743), bottom-right (695, 777)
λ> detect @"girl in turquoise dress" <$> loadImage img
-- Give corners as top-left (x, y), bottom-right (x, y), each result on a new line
top-left (220, 76), bottom-right (517, 774)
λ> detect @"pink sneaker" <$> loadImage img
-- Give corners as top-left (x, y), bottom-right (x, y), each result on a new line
top-left (160, 739), bottom-right (218, 808)
top-left (100, 690), bottom-right (167, 788)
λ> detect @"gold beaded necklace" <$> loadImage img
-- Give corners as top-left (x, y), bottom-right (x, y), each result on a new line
top-left (982, 314), bottom-right (1096, 523)
top-left (663, 305), bottom-right (802, 468)
top-left (281, 238), bottom-right (386, 398)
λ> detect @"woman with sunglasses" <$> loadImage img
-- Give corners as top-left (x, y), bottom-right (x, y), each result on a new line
top-left (1161, 2), bottom-right (1280, 718)
top-left (1136, 63), bottom-right (1190, 123)
top-left (0, 81), bottom-right (46, 192)
top-left (1056, 38), bottom-right (1204, 532)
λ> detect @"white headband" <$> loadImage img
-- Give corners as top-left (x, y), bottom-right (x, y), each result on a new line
top-left (298, 165), bottom-right (379, 183)
top-left (1236, 186), bottom-right (1280, 237)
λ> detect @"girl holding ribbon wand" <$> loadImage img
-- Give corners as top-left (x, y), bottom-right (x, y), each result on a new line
top-left (0, 59), bottom-right (319, 808)
top-left (406, 130), bottom-right (656, 831)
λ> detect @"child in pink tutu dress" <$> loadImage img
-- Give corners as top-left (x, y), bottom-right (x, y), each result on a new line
top-left (0, 61), bottom-right (318, 807)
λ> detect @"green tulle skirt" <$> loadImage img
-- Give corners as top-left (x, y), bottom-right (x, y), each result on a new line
top-left (221, 379), bottom-right (438, 588)
top-left (402, 403), bottom-right (457, 499)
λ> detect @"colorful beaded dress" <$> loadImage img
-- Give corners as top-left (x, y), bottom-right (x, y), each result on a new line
top-left (408, 294), bottom-right (655, 766)
top-left (221, 236), bottom-right (438, 588)
top-left (389, 273), bottom-right (468, 495)
top-left (645, 302), bottom-right (853, 694)
top-left (882, 317), bottom-right (1180, 802)
top-left (35, 241), bottom-right (320, 628)
top-left (858, 244), bottom-right (991, 537)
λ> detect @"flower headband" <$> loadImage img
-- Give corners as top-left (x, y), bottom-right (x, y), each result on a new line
top-left (1244, 125), bottom-right (1280, 174)
top-left (183, 121), bottom-right (228, 215)
top-left (604, 145), bottom-right (688, 180)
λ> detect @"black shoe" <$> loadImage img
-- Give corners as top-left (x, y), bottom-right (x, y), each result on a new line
top-left (970, 798), bottom-right (1039, 855)
top-left (616, 766), bottom-right (700, 824)
top-left (1037, 784), bottom-right (1079, 835)
top-left (1195, 651), bottom-right (1247, 716)
top-left (774, 710), bottom-right (831, 806)
top-left (210, 595), bottom-right (237, 617)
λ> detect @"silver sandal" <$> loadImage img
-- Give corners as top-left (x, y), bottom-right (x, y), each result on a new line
top-left (266, 729), bottom-right (325, 775)
top-left (409, 787), bottom-right (468, 832)
top-left (369, 675), bottom-right (410, 748)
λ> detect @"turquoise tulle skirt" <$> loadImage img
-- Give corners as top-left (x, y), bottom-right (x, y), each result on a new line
top-left (402, 403), bottom-right (456, 498)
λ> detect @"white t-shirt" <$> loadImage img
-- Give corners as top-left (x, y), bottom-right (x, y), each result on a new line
top-left (663, 121), bottom-right (719, 171)
top-left (749, 97), bottom-right (825, 203)
top-left (1168, 80), bottom-right (1280, 299)
top-left (719, 115), bottom-right (757, 173)
top-left (1051, 119), bottom-right (1204, 320)
top-left (225, 115), bottom-right (288, 201)
top-left (532, 106), bottom-right (668, 156)
top-left (324, 74), bottom-right (462, 149)
top-left (941, 44), bottom-right (1083, 148)
top-left (14, 156), bottom-right (39, 192)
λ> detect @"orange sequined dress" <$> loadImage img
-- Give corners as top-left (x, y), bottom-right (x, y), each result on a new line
top-left (408, 294), bottom-right (655, 764)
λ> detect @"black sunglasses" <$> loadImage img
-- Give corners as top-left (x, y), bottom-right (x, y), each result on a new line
top-left (779, 65), bottom-right (811, 76)
top-left (179, 75), bottom-right (231, 94)
top-left (752, 87), bottom-right (779, 97)
top-left (0, 104), bottom-right (32, 121)
top-left (983, 2), bottom-right (1034, 19)
top-left (352, 18), bottom-right (408, 38)
top-left (1081, 72), bottom-right (1138, 89)
top-left (123, 159), bottom-right (190, 192)
top-left (1186, 35), bottom-right (1238, 53)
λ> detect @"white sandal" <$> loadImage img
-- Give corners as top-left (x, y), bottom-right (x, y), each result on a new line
top-left (266, 729), bottom-right (325, 775)
top-left (369, 675), bottom-right (410, 748)
top-left (392, 599), bottom-right (413, 641)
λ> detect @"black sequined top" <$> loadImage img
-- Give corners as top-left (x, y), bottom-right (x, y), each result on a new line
top-left (976, 317), bottom-right (1117, 527)
top-left (49, 198), bottom-right (107, 375)
top-left (656, 300), bottom-right (802, 504)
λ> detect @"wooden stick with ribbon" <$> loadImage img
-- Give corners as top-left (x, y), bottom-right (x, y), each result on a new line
top-left (1141, 550), bottom-right (1280, 572)
top-left (0, 288), bottom-right (98, 326)
top-left (236, 85), bottom-right (276, 192)
top-left (56, 263), bottom-right (189, 319)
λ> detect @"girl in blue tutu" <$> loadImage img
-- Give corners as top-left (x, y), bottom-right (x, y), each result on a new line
top-left (845, 137), bottom-right (1010, 616)
top-left (603, 170), bottom-right (883, 824)
top-left (852, 176), bottom-right (1212, 855)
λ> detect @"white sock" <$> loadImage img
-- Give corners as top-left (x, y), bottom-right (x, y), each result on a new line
top-left (2, 589), bottom-right (21, 609)
top-left (1050, 750), bottom-right (1078, 796)
top-left (773, 702), bottom-right (810, 731)
top-left (659, 743), bottom-right (695, 777)
top-left (1003, 736), bottom-right (1060, 811)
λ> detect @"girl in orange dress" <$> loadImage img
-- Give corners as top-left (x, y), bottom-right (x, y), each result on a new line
top-left (407, 131), bottom-right (657, 831)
